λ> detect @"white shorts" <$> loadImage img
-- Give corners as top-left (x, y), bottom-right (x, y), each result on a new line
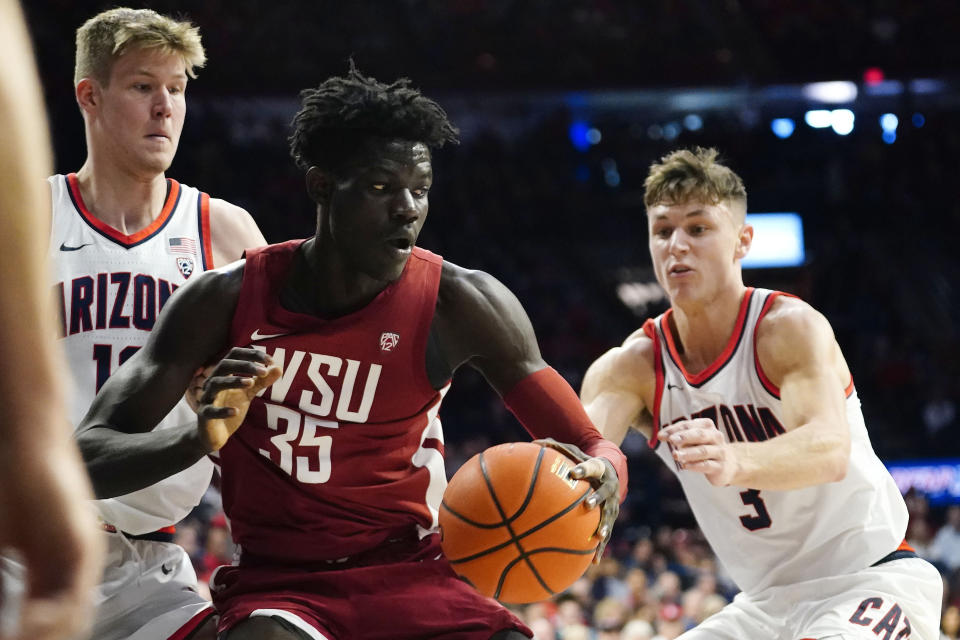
top-left (91, 530), bottom-right (213, 640)
top-left (679, 557), bottom-right (942, 640)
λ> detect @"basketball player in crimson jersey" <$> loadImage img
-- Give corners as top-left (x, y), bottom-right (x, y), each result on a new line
top-left (49, 8), bottom-right (264, 640)
top-left (581, 147), bottom-right (941, 639)
top-left (75, 66), bottom-right (627, 639)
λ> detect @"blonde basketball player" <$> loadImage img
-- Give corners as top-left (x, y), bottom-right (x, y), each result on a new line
top-left (0, 1), bottom-right (103, 638)
top-left (50, 8), bottom-right (264, 640)
top-left (581, 147), bottom-right (941, 639)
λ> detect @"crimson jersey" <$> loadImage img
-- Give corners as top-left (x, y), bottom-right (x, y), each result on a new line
top-left (222, 241), bottom-right (450, 563)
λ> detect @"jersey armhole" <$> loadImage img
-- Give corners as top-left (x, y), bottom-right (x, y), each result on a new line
top-left (753, 291), bottom-right (854, 398)
top-left (198, 192), bottom-right (213, 270)
top-left (642, 318), bottom-right (664, 448)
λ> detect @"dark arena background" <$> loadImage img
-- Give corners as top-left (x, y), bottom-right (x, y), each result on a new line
top-left (25, 2), bottom-right (960, 637)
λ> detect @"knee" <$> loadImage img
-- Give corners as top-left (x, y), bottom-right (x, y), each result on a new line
top-left (221, 616), bottom-right (305, 640)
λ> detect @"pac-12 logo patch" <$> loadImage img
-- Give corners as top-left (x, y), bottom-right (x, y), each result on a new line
top-left (176, 256), bottom-right (195, 279)
top-left (380, 332), bottom-right (399, 351)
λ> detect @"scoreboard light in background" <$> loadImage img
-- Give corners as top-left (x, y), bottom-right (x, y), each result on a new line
top-left (742, 212), bottom-right (805, 269)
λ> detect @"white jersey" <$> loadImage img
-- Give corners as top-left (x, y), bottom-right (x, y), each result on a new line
top-left (645, 287), bottom-right (908, 594)
top-left (49, 173), bottom-right (214, 534)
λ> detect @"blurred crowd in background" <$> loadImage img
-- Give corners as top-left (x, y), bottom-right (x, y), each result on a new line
top-left (24, 0), bottom-right (960, 636)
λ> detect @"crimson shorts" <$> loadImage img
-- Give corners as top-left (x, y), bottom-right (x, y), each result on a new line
top-left (211, 534), bottom-right (531, 640)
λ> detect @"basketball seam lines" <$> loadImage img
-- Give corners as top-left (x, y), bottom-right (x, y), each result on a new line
top-left (496, 546), bottom-right (597, 586)
top-left (443, 488), bottom-right (593, 564)
top-left (478, 449), bottom-right (553, 600)
top-left (439, 450), bottom-right (543, 529)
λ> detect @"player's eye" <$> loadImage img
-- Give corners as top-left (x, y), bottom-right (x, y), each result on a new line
top-left (371, 183), bottom-right (387, 191)
top-left (413, 187), bottom-right (430, 198)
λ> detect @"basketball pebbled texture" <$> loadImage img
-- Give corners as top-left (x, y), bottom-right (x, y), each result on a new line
top-left (439, 441), bottom-right (601, 604)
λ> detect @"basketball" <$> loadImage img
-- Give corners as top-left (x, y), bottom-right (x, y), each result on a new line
top-left (439, 441), bottom-right (601, 604)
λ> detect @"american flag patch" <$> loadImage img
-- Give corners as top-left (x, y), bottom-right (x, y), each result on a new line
top-left (168, 237), bottom-right (197, 255)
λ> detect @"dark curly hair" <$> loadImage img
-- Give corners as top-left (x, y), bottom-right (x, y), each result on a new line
top-left (289, 63), bottom-right (460, 173)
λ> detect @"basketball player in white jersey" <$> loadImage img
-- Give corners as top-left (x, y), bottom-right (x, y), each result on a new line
top-left (49, 8), bottom-right (264, 640)
top-left (581, 147), bottom-right (942, 639)
top-left (0, 2), bottom-right (103, 638)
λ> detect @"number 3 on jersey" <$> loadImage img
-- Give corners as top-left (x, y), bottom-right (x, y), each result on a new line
top-left (739, 488), bottom-right (772, 531)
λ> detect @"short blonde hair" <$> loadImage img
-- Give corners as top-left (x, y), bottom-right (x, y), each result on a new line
top-left (643, 147), bottom-right (747, 212)
top-left (74, 8), bottom-right (205, 86)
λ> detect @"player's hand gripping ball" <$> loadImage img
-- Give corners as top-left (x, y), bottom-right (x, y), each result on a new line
top-left (439, 442), bottom-right (603, 604)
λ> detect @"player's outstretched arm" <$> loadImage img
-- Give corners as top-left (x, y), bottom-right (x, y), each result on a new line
top-left (661, 297), bottom-right (851, 489)
top-left (431, 263), bottom-right (627, 557)
top-left (75, 264), bottom-right (271, 498)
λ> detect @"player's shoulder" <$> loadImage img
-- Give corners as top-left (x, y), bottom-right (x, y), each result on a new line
top-left (757, 294), bottom-right (834, 346)
top-left (438, 259), bottom-right (510, 307)
top-left (177, 258), bottom-right (246, 304)
top-left (586, 326), bottom-right (657, 390)
top-left (208, 197), bottom-right (255, 229)
top-left (613, 326), bottom-right (657, 375)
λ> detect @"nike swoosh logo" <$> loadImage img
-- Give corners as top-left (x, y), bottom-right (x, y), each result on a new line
top-left (59, 242), bottom-right (92, 251)
top-left (666, 383), bottom-right (682, 391)
top-left (251, 329), bottom-right (288, 341)
top-left (161, 563), bottom-right (172, 575)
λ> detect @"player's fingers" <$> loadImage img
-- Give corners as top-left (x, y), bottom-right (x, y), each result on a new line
top-left (592, 537), bottom-right (608, 565)
top-left (586, 478), bottom-right (618, 509)
top-left (665, 428), bottom-right (719, 449)
top-left (673, 444), bottom-right (721, 466)
top-left (535, 438), bottom-right (589, 463)
top-left (570, 457), bottom-right (605, 480)
top-left (661, 417), bottom-right (715, 438)
top-left (206, 359), bottom-right (270, 380)
top-left (225, 346), bottom-right (274, 364)
top-left (250, 365), bottom-right (283, 392)
top-left (592, 505), bottom-right (618, 564)
top-left (199, 405), bottom-right (238, 420)
top-left (199, 375), bottom-right (256, 402)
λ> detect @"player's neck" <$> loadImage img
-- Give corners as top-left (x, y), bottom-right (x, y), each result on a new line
top-left (74, 160), bottom-right (168, 235)
top-left (284, 237), bottom-right (390, 317)
top-left (668, 284), bottom-right (748, 373)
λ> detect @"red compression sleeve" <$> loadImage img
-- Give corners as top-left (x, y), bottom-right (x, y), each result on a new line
top-left (502, 366), bottom-right (628, 502)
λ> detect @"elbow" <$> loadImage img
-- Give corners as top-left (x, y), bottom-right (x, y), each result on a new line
top-left (73, 427), bottom-right (112, 498)
top-left (73, 427), bottom-right (98, 466)
top-left (825, 436), bottom-right (851, 483)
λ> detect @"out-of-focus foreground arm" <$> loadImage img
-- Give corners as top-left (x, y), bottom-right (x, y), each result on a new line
top-left (0, 2), bottom-right (103, 638)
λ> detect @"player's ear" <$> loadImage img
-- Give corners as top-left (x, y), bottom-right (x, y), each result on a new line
top-left (305, 167), bottom-right (334, 206)
top-left (75, 78), bottom-right (100, 113)
top-left (735, 223), bottom-right (754, 261)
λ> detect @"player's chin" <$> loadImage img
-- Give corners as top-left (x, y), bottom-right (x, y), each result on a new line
top-left (371, 255), bottom-right (409, 282)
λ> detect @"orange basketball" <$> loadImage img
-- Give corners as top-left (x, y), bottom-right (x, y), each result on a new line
top-left (439, 442), bottom-right (601, 604)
